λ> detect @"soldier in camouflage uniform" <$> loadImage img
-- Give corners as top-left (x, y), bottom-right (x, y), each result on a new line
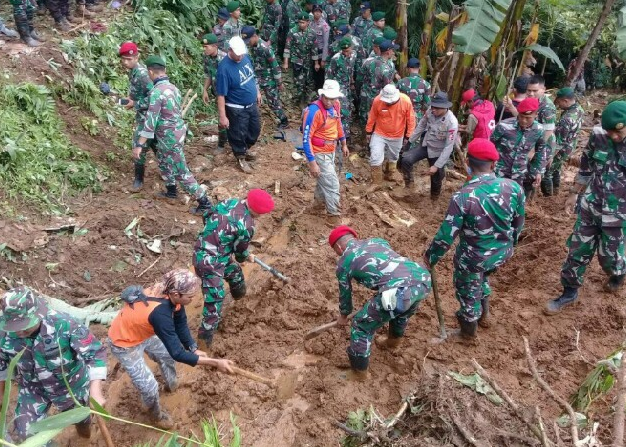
top-left (119, 42), bottom-right (156, 191)
top-left (282, 0), bottom-right (301, 36)
top-left (10, 0), bottom-right (42, 46)
top-left (545, 101), bottom-right (626, 315)
top-left (326, 24), bottom-right (365, 67)
top-left (243, 27), bottom-right (289, 129)
top-left (201, 33), bottom-right (228, 151)
top-left (134, 55), bottom-right (212, 214)
top-left (490, 97), bottom-right (547, 195)
top-left (220, 1), bottom-right (242, 51)
top-left (544, 87), bottom-right (585, 195)
top-left (0, 286), bottom-right (107, 443)
top-left (526, 75), bottom-right (557, 196)
top-left (425, 139), bottom-right (525, 338)
top-left (214, 8), bottom-right (229, 49)
top-left (329, 226), bottom-right (431, 380)
top-left (193, 189), bottom-right (275, 346)
top-left (361, 10), bottom-right (384, 55)
top-left (352, 1), bottom-right (372, 39)
top-left (359, 39), bottom-right (396, 126)
top-left (261, 0), bottom-right (282, 53)
top-left (283, 12), bottom-right (317, 106)
top-left (397, 58), bottom-right (431, 122)
top-left (326, 37), bottom-right (356, 140)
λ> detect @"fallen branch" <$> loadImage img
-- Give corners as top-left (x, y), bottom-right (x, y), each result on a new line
top-left (332, 421), bottom-right (367, 441)
top-left (384, 398), bottom-right (410, 429)
top-left (137, 256), bottom-right (160, 278)
top-left (553, 421), bottom-right (564, 447)
top-left (523, 337), bottom-right (579, 444)
top-left (534, 406), bottom-right (550, 447)
top-left (451, 414), bottom-right (485, 447)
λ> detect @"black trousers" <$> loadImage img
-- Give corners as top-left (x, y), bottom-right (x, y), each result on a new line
top-left (400, 145), bottom-right (445, 197)
top-left (225, 104), bottom-right (260, 157)
top-left (313, 65), bottom-right (325, 90)
top-left (46, 0), bottom-right (68, 22)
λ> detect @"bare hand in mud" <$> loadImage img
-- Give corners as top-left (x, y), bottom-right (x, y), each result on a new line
top-left (532, 173), bottom-right (541, 187)
top-left (247, 253), bottom-right (255, 263)
top-left (336, 314), bottom-right (349, 327)
top-left (132, 147), bottom-right (142, 160)
top-left (428, 166), bottom-right (438, 176)
top-left (215, 359), bottom-right (235, 374)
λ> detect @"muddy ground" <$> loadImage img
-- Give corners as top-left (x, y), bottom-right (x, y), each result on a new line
top-left (0, 19), bottom-right (623, 446)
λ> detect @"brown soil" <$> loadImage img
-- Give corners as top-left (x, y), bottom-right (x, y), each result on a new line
top-left (0, 28), bottom-right (623, 447)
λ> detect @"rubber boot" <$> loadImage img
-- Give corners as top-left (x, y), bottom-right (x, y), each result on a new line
top-left (55, 17), bottom-right (71, 32)
top-left (0, 23), bottom-right (19, 38)
top-left (366, 165), bottom-right (383, 193)
top-left (132, 164), bottom-right (145, 191)
top-left (237, 156), bottom-right (253, 174)
top-left (36, 2), bottom-right (47, 15)
top-left (346, 352), bottom-right (369, 382)
top-left (190, 194), bottom-right (212, 215)
top-left (86, 2), bottom-right (104, 12)
top-left (217, 129), bottom-right (227, 153)
top-left (457, 315), bottom-right (477, 338)
top-left (229, 281), bottom-right (247, 300)
top-left (477, 296), bottom-right (490, 328)
top-left (386, 163), bottom-right (403, 186)
top-left (156, 184), bottom-right (177, 201)
top-left (29, 27), bottom-right (45, 41)
top-left (377, 332), bottom-right (402, 350)
top-left (149, 403), bottom-right (174, 430)
top-left (604, 274), bottom-right (625, 294)
top-left (553, 171), bottom-right (561, 196)
top-left (67, 12), bottom-right (81, 23)
top-left (197, 330), bottom-right (214, 350)
top-left (278, 116), bottom-right (289, 129)
top-left (74, 418), bottom-right (91, 438)
top-left (540, 177), bottom-right (553, 196)
top-left (544, 287), bottom-right (579, 315)
top-left (17, 21), bottom-right (41, 47)
top-left (75, 4), bottom-right (95, 18)
top-left (164, 378), bottom-right (178, 393)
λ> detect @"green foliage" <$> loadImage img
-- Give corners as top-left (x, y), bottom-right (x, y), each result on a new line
top-left (0, 83), bottom-right (104, 213)
top-left (571, 350), bottom-right (622, 412)
top-left (0, 349), bottom-right (25, 439)
top-left (617, 5), bottom-right (626, 60)
top-left (340, 408), bottom-right (372, 447)
top-left (519, 44), bottom-right (565, 71)
top-left (452, 0), bottom-right (513, 55)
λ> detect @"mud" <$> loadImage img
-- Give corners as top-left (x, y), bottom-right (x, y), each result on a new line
top-left (0, 35), bottom-right (623, 446)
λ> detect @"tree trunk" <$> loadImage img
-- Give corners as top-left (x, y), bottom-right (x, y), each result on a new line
top-left (566, 0), bottom-right (617, 86)
top-left (396, 0), bottom-right (408, 78)
top-left (419, 0), bottom-right (437, 78)
top-left (451, 53), bottom-right (474, 114)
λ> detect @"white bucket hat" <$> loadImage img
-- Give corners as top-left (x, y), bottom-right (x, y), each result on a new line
top-left (229, 36), bottom-right (247, 56)
top-left (380, 84), bottom-right (400, 103)
top-left (318, 79), bottom-right (344, 99)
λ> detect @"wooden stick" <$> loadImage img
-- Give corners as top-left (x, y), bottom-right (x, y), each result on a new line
top-left (182, 93), bottom-right (197, 118)
top-left (96, 415), bottom-right (115, 447)
top-left (534, 406), bottom-right (551, 447)
top-left (613, 347), bottom-right (626, 447)
top-left (231, 366), bottom-right (275, 387)
top-left (332, 421), bottom-right (367, 440)
top-left (304, 312), bottom-right (356, 340)
top-left (138, 256), bottom-right (160, 278)
top-left (523, 337), bottom-right (579, 444)
top-left (384, 399), bottom-right (409, 429)
top-left (431, 269), bottom-right (447, 340)
top-left (451, 414), bottom-right (484, 447)
top-left (182, 88), bottom-right (192, 109)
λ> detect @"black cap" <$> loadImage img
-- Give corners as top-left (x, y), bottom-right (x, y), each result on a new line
top-left (407, 57), bottom-right (420, 68)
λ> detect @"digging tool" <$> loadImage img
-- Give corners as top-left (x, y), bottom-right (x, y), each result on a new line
top-left (96, 415), bottom-right (115, 447)
top-left (231, 366), bottom-right (297, 400)
top-left (430, 268), bottom-right (447, 343)
top-left (182, 93), bottom-right (197, 118)
top-left (497, 60), bottom-right (520, 123)
top-left (253, 257), bottom-right (290, 283)
top-left (304, 312), bottom-right (356, 340)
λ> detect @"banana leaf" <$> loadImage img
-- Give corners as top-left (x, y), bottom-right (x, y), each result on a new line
top-left (617, 5), bottom-right (626, 60)
top-left (452, 0), bottom-right (513, 55)
top-left (518, 44), bottom-right (565, 72)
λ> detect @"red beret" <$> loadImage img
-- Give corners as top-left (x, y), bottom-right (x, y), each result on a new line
top-left (461, 89), bottom-right (475, 105)
top-left (517, 97), bottom-right (539, 114)
top-left (119, 41), bottom-right (138, 57)
top-left (247, 189), bottom-right (274, 214)
top-left (467, 138), bottom-right (499, 162)
top-left (328, 225), bottom-right (357, 247)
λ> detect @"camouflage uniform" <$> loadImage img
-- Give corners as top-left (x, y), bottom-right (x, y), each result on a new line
top-left (221, 17), bottom-right (242, 51)
top-left (426, 174), bottom-right (525, 322)
top-left (203, 49), bottom-right (228, 148)
top-left (140, 77), bottom-right (207, 200)
top-left (561, 126), bottom-right (626, 288)
top-left (326, 33), bottom-right (364, 66)
top-left (250, 39), bottom-right (287, 124)
top-left (0, 296), bottom-right (107, 442)
top-left (359, 56), bottom-right (394, 125)
top-left (284, 25), bottom-right (317, 104)
top-left (545, 102), bottom-right (584, 192)
top-left (261, 1), bottom-right (282, 52)
top-left (537, 95), bottom-right (557, 156)
top-left (361, 25), bottom-right (382, 56)
top-left (335, 0), bottom-right (350, 21)
top-left (9, 0), bottom-right (35, 39)
top-left (397, 73), bottom-right (431, 122)
top-left (326, 49), bottom-right (356, 138)
top-left (129, 64), bottom-right (156, 165)
top-left (213, 23), bottom-right (225, 49)
top-left (193, 199), bottom-right (254, 341)
top-left (337, 238), bottom-right (431, 359)
top-left (282, 0), bottom-right (301, 31)
top-left (490, 117), bottom-right (547, 189)
top-left (352, 15), bottom-right (372, 39)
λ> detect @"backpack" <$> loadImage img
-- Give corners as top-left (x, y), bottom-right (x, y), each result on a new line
top-left (299, 99), bottom-right (341, 132)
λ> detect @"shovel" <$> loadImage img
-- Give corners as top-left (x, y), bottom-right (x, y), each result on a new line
top-left (253, 257), bottom-right (290, 283)
top-left (231, 366), bottom-right (297, 400)
top-left (428, 269), bottom-right (448, 344)
top-left (304, 312), bottom-right (356, 340)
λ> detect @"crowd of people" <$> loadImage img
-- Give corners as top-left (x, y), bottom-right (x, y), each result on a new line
top-left (1, 0), bottom-right (625, 444)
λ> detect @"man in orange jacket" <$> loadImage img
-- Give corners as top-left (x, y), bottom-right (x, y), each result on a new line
top-left (365, 83), bottom-right (416, 186)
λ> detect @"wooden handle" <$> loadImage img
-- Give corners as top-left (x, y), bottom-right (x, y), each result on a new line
top-left (232, 366), bottom-right (275, 387)
top-left (304, 312), bottom-right (356, 340)
top-left (96, 415), bottom-right (115, 447)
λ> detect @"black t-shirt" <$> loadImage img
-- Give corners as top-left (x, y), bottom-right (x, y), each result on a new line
top-left (495, 99), bottom-right (522, 123)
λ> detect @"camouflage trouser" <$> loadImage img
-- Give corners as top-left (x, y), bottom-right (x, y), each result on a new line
top-left (358, 93), bottom-right (374, 126)
top-left (132, 120), bottom-right (157, 166)
top-left (292, 63), bottom-right (313, 104)
top-left (195, 258), bottom-right (245, 339)
top-left (544, 150), bottom-right (568, 189)
top-left (338, 95), bottom-right (353, 140)
top-left (349, 284), bottom-right (430, 358)
top-left (45, 0), bottom-right (68, 22)
top-left (259, 80), bottom-right (287, 122)
top-left (560, 210), bottom-right (626, 288)
top-left (156, 143), bottom-right (206, 200)
top-left (13, 385), bottom-right (89, 443)
top-left (453, 268), bottom-right (494, 323)
top-left (9, 0), bottom-right (34, 29)
top-left (109, 337), bottom-right (177, 410)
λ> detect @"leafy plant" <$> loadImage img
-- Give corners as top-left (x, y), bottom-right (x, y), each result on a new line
top-left (452, 0), bottom-right (514, 55)
top-left (571, 350), bottom-right (622, 412)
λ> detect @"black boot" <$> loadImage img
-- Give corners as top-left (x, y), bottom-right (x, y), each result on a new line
top-left (540, 177), bottom-right (553, 196)
top-left (156, 184), bottom-right (177, 200)
top-left (604, 274), bottom-right (625, 293)
top-left (477, 296), bottom-right (490, 328)
top-left (229, 281), bottom-right (246, 300)
top-left (347, 351), bottom-right (369, 381)
top-left (553, 171), bottom-right (561, 195)
top-left (217, 130), bottom-right (227, 153)
top-left (132, 164), bottom-right (144, 191)
top-left (278, 116), bottom-right (289, 129)
top-left (457, 315), bottom-right (477, 338)
top-left (544, 287), bottom-right (579, 315)
top-left (190, 194), bottom-right (212, 216)
top-left (16, 19), bottom-right (41, 47)
top-left (197, 329), bottom-right (214, 349)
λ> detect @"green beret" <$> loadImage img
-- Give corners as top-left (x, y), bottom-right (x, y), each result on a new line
top-left (601, 101), bottom-right (626, 131)
top-left (383, 26), bottom-right (397, 40)
top-left (556, 87), bottom-right (575, 99)
top-left (201, 33), bottom-right (218, 45)
top-left (339, 37), bottom-right (352, 49)
top-left (373, 36), bottom-right (385, 46)
top-left (333, 19), bottom-right (348, 28)
top-left (297, 11), bottom-right (310, 20)
top-left (226, 1), bottom-right (239, 13)
top-left (145, 55), bottom-right (166, 68)
top-left (372, 11), bottom-right (385, 21)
